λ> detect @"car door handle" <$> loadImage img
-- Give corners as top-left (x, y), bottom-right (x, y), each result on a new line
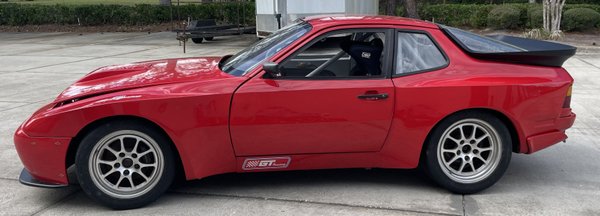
top-left (357, 93), bottom-right (389, 100)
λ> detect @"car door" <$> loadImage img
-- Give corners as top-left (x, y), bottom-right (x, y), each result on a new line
top-left (229, 28), bottom-right (395, 156)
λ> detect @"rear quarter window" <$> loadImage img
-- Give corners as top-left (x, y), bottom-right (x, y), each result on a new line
top-left (395, 32), bottom-right (447, 75)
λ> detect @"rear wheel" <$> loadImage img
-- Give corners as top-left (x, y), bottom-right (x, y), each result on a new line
top-left (75, 121), bottom-right (175, 209)
top-left (423, 111), bottom-right (511, 194)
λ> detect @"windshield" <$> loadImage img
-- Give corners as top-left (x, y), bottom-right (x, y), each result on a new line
top-left (443, 26), bottom-right (525, 53)
top-left (221, 21), bottom-right (312, 76)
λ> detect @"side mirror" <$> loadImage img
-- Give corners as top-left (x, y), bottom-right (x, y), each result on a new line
top-left (263, 62), bottom-right (282, 78)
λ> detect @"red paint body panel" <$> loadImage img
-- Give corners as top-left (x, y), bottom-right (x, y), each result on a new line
top-left (14, 16), bottom-right (576, 186)
top-left (230, 78), bottom-right (395, 155)
top-left (14, 128), bottom-right (70, 184)
top-left (526, 112), bottom-right (575, 153)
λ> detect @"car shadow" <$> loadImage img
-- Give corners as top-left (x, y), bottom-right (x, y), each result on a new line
top-left (170, 168), bottom-right (437, 193)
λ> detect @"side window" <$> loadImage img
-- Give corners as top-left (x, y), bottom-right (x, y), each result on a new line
top-left (395, 32), bottom-right (447, 75)
top-left (278, 30), bottom-right (387, 78)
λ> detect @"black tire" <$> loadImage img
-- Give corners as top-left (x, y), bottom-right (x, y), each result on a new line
top-left (423, 111), bottom-right (512, 194)
top-left (204, 37), bottom-right (214, 41)
top-left (191, 37), bottom-right (203, 44)
top-left (75, 120), bottom-right (175, 209)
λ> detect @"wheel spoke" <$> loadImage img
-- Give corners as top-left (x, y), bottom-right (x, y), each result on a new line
top-left (442, 147), bottom-right (458, 153)
top-left (139, 162), bottom-right (158, 169)
top-left (115, 175), bottom-right (125, 187)
top-left (475, 134), bottom-right (490, 145)
top-left (478, 147), bottom-right (492, 152)
top-left (470, 125), bottom-right (479, 139)
top-left (105, 146), bottom-right (119, 157)
top-left (446, 155), bottom-right (460, 165)
top-left (102, 169), bottom-right (118, 178)
top-left (138, 149), bottom-right (153, 158)
top-left (447, 136), bottom-right (461, 145)
top-left (468, 161), bottom-right (476, 172)
top-left (127, 176), bottom-right (135, 189)
top-left (458, 126), bottom-right (466, 140)
top-left (132, 138), bottom-right (141, 153)
top-left (474, 155), bottom-right (487, 164)
top-left (119, 137), bottom-right (126, 152)
top-left (136, 171), bottom-right (149, 181)
top-left (458, 160), bottom-right (467, 173)
top-left (98, 159), bottom-right (116, 166)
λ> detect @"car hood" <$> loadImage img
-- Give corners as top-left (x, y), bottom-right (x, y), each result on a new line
top-left (55, 56), bottom-right (232, 102)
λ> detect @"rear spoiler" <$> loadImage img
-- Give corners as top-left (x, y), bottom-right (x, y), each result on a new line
top-left (442, 28), bottom-right (576, 67)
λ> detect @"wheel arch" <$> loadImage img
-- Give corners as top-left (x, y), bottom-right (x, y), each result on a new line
top-left (65, 115), bottom-right (186, 183)
top-left (420, 108), bottom-right (522, 164)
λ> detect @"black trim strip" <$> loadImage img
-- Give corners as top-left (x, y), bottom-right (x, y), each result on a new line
top-left (19, 169), bottom-right (68, 189)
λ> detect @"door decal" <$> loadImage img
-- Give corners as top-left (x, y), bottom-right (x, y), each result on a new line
top-left (242, 157), bottom-right (291, 170)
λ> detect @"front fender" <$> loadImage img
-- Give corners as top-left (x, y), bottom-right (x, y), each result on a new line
top-left (19, 78), bottom-right (245, 181)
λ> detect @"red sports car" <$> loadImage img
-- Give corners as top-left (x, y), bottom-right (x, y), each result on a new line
top-left (15, 16), bottom-right (576, 209)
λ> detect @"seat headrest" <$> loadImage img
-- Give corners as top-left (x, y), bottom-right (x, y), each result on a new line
top-left (370, 38), bottom-right (383, 48)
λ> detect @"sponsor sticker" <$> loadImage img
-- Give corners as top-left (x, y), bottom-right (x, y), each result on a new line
top-left (242, 157), bottom-right (291, 170)
top-left (361, 52), bottom-right (371, 59)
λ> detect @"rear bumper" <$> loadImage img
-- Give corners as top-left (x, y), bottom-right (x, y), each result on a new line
top-left (14, 127), bottom-right (71, 186)
top-left (19, 169), bottom-right (68, 188)
top-left (526, 112), bottom-right (576, 154)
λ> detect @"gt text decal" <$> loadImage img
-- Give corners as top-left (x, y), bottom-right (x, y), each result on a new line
top-left (242, 157), bottom-right (291, 170)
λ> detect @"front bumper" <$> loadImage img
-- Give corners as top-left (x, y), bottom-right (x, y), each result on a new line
top-left (14, 127), bottom-right (71, 186)
top-left (526, 112), bottom-right (576, 154)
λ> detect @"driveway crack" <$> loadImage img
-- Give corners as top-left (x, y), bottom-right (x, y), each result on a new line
top-left (462, 195), bottom-right (466, 216)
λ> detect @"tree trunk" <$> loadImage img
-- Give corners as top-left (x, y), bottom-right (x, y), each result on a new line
top-left (159, 0), bottom-right (171, 6)
top-left (543, 0), bottom-right (566, 39)
top-left (385, 0), bottom-right (398, 16)
top-left (403, 0), bottom-right (420, 19)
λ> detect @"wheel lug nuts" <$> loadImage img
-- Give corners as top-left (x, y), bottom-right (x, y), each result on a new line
top-left (132, 154), bottom-right (137, 158)
top-left (134, 164), bottom-right (140, 169)
top-left (124, 170), bottom-right (130, 175)
top-left (465, 156), bottom-right (470, 161)
top-left (114, 163), bottom-right (120, 168)
top-left (119, 153), bottom-right (125, 157)
top-left (457, 150), bottom-right (461, 154)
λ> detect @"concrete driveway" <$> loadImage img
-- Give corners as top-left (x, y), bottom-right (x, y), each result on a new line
top-left (0, 32), bottom-right (599, 216)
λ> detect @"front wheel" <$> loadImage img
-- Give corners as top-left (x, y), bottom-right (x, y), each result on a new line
top-left (75, 121), bottom-right (175, 209)
top-left (423, 111), bottom-right (512, 194)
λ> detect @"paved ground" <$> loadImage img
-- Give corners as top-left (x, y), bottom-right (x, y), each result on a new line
top-left (0, 32), bottom-right (599, 216)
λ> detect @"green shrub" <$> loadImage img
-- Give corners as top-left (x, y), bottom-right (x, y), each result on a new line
top-left (469, 6), bottom-right (492, 28)
top-left (562, 8), bottom-right (600, 31)
top-left (527, 6), bottom-right (543, 28)
top-left (0, 3), bottom-right (255, 26)
top-left (419, 4), bottom-right (493, 27)
top-left (419, 3), bottom-right (600, 29)
top-left (565, 4), bottom-right (600, 14)
top-left (487, 5), bottom-right (522, 29)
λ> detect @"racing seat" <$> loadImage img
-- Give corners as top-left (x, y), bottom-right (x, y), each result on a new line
top-left (341, 38), bottom-right (384, 76)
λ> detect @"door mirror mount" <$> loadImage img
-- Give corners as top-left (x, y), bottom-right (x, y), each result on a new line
top-left (263, 62), bottom-right (282, 78)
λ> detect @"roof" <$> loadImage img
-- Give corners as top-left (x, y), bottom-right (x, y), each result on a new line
top-left (303, 15), bottom-right (439, 29)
